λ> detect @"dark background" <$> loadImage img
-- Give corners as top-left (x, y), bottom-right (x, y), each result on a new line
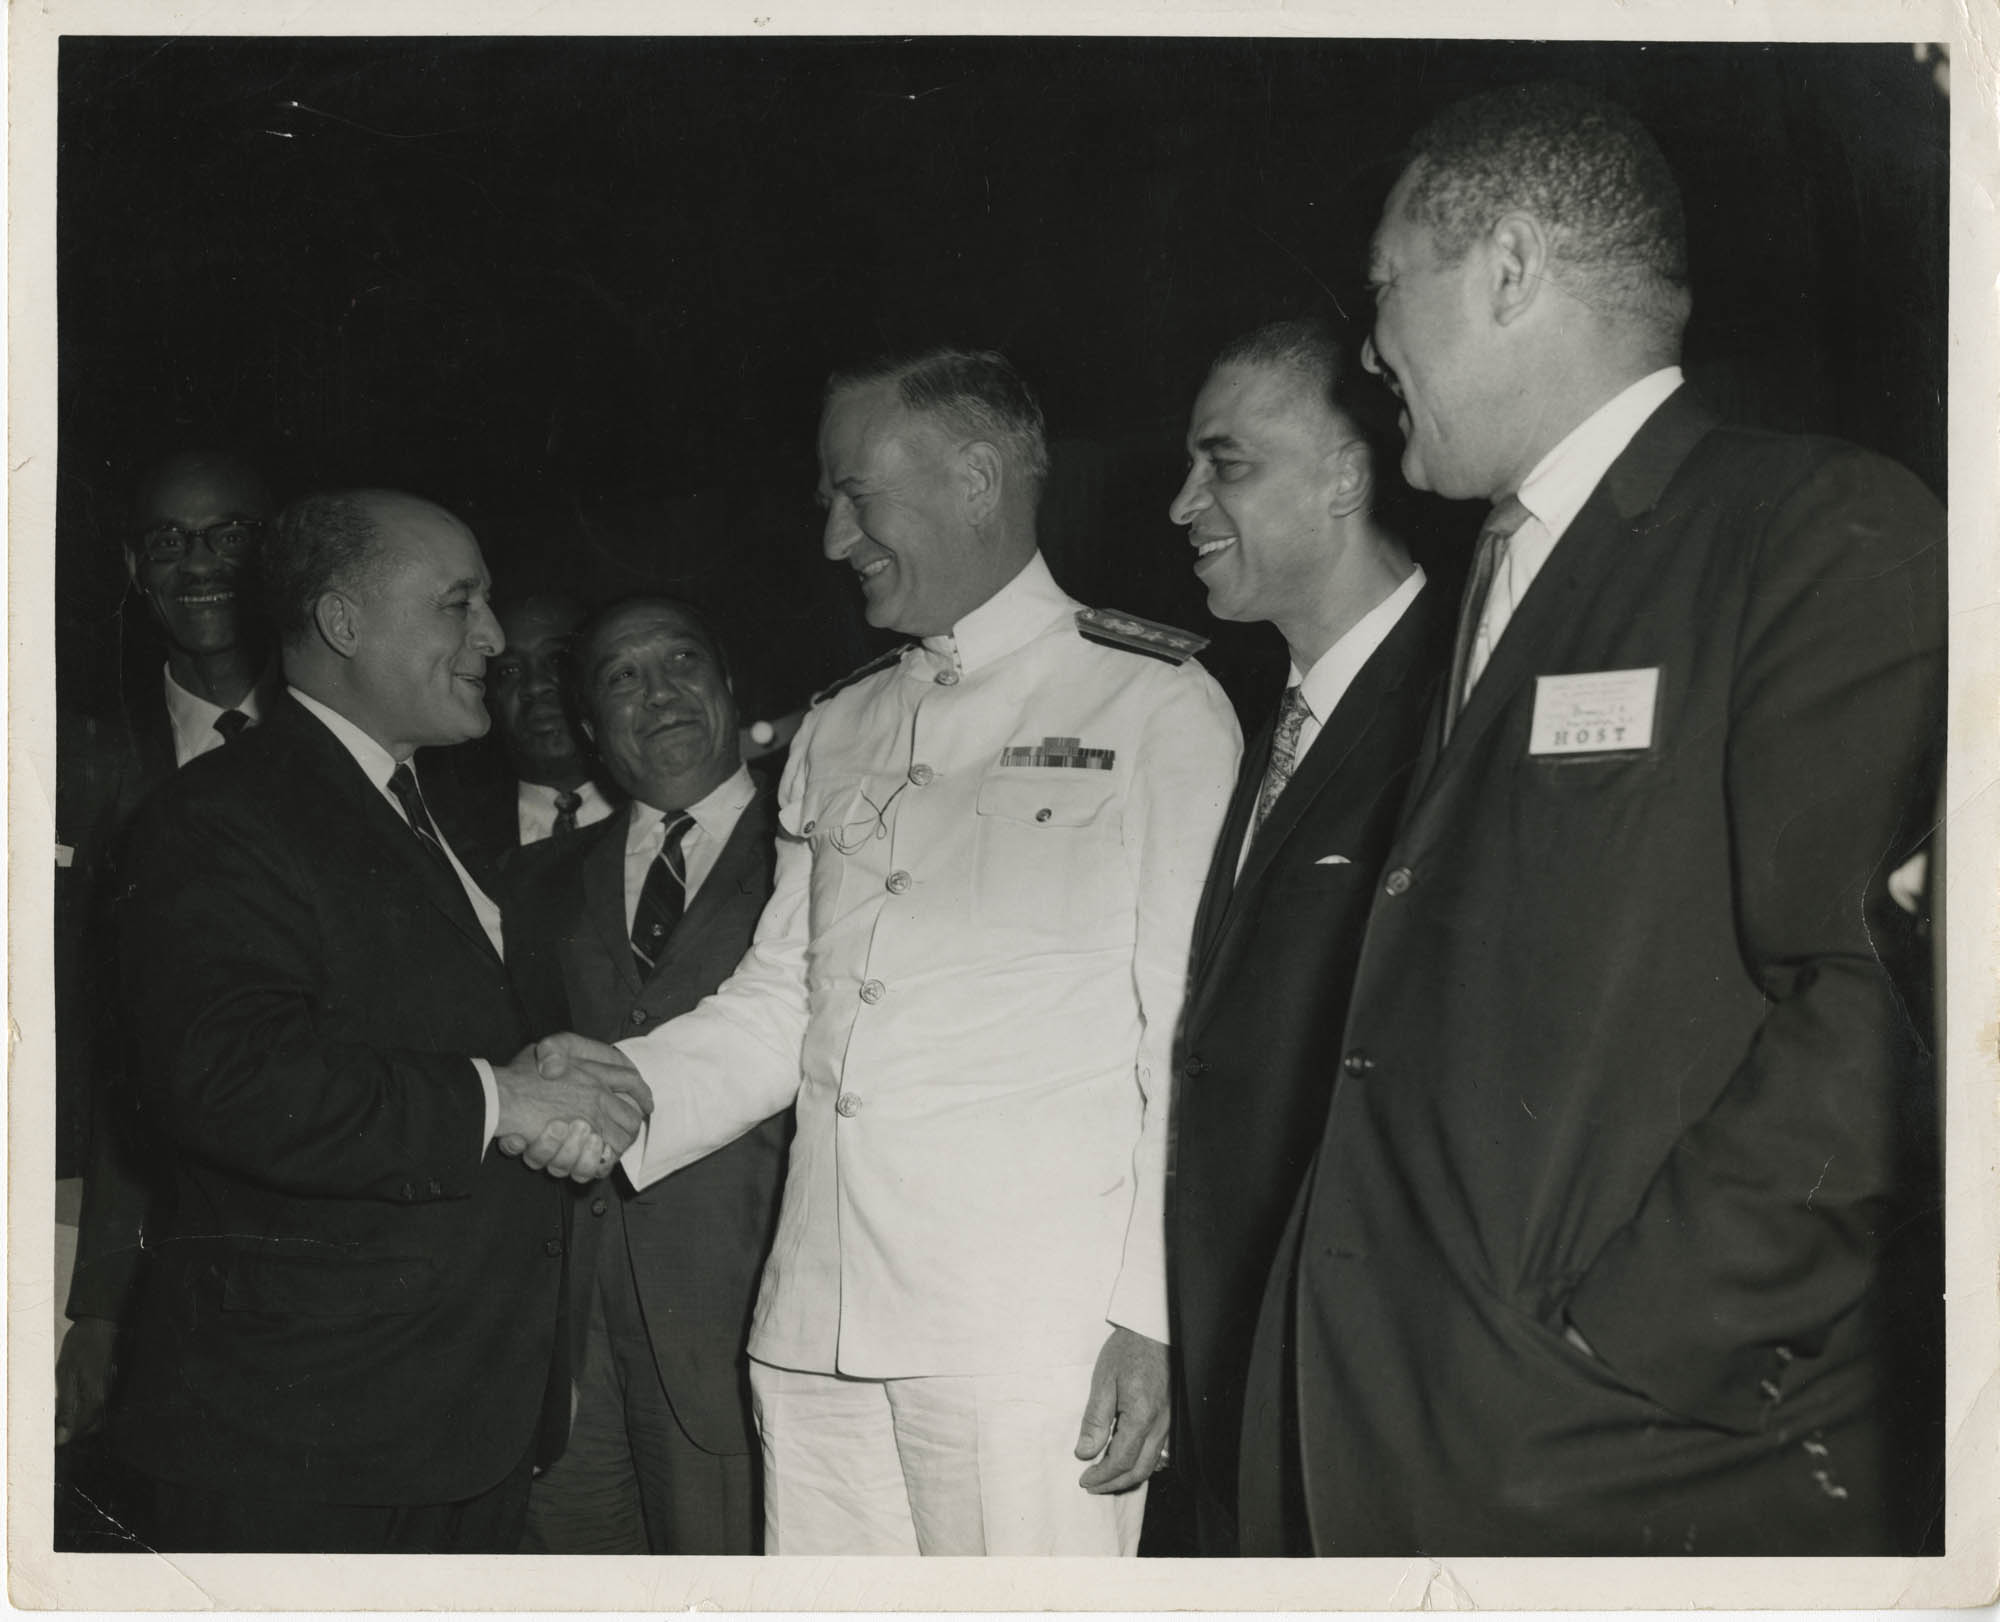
top-left (56, 36), bottom-right (1950, 728)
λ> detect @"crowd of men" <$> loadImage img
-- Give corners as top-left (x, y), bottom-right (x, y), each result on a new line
top-left (52, 83), bottom-right (1944, 1558)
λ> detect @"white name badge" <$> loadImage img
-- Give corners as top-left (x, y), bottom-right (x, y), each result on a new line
top-left (1528, 667), bottom-right (1660, 756)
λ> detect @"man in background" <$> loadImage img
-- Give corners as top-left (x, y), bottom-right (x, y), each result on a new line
top-left (508, 597), bottom-right (788, 1555)
top-left (109, 488), bottom-right (650, 1550)
top-left (1160, 319), bottom-right (1444, 1555)
top-left (1245, 82), bottom-right (1945, 1555)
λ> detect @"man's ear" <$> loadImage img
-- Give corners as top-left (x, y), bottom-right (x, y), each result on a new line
top-left (1326, 439), bottom-right (1374, 519)
top-left (1489, 212), bottom-right (1552, 328)
top-left (313, 590), bottom-right (362, 659)
top-left (959, 440), bottom-right (1004, 525)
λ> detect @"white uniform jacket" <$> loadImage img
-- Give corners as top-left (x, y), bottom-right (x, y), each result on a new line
top-left (619, 553), bottom-right (1240, 1377)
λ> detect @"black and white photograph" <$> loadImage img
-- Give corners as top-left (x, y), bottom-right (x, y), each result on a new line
top-left (10, 0), bottom-right (1996, 1610)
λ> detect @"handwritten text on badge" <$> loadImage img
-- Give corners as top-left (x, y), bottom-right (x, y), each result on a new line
top-left (1528, 667), bottom-right (1660, 756)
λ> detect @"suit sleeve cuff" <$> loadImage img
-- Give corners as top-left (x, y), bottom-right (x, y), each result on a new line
top-left (472, 1057), bottom-right (499, 1157)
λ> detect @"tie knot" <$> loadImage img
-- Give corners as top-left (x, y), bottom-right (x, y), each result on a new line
top-left (554, 789), bottom-right (582, 815)
top-left (213, 709), bottom-right (250, 742)
top-left (1481, 494), bottom-right (1533, 544)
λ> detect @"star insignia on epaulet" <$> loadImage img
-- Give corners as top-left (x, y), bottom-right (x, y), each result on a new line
top-left (809, 644), bottom-right (909, 707)
top-left (1074, 607), bottom-right (1210, 665)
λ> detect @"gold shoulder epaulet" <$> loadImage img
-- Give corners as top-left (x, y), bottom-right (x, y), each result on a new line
top-left (1074, 607), bottom-right (1209, 665)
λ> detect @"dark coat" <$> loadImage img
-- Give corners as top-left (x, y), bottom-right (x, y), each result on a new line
top-left (1165, 584), bottom-right (1444, 1554)
top-left (505, 775), bottom-right (790, 1457)
top-left (109, 696), bottom-right (566, 1507)
top-left (1239, 388), bottom-right (1946, 1556)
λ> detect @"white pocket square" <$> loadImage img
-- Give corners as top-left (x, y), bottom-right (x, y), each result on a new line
top-left (1314, 854), bottom-right (1352, 866)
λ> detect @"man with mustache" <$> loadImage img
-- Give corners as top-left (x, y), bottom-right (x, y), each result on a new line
top-left (107, 488), bottom-right (651, 1550)
top-left (529, 348), bottom-right (1241, 1555)
top-left (506, 597), bottom-right (788, 1555)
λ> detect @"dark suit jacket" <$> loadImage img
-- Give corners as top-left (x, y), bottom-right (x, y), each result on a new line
top-left (1165, 584), bottom-right (1443, 1555)
top-left (109, 696), bottom-right (567, 1507)
top-left (506, 775), bottom-right (790, 1457)
top-left (1241, 389), bottom-right (1945, 1556)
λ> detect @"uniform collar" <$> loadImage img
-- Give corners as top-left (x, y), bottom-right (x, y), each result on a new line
top-left (918, 551), bottom-right (1075, 679)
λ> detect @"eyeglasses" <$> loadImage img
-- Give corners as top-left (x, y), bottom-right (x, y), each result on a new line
top-left (137, 519), bottom-right (266, 563)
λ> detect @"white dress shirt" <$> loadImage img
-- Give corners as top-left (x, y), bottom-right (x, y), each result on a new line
top-left (1463, 366), bottom-right (1685, 698)
top-left (517, 776), bottom-right (616, 847)
top-left (288, 687), bottom-right (505, 1150)
top-left (616, 551), bottom-right (1240, 1375)
top-left (163, 664), bottom-right (276, 767)
top-left (1238, 566), bottom-right (1427, 875)
top-left (622, 762), bottom-right (758, 932)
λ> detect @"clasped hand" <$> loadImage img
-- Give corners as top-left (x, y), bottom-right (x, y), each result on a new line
top-left (493, 1034), bottom-right (652, 1182)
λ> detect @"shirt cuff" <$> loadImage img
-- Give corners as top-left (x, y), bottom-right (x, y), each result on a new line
top-left (472, 1057), bottom-right (499, 1157)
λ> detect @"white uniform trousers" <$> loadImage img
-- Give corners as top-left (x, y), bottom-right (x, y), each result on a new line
top-left (749, 1358), bottom-right (1146, 1555)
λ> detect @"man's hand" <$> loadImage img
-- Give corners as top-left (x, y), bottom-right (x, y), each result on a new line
top-left (55, 1315), bottom-right (120, 1447)
top-left (492, 1037), bottom-right (652, 1182)
top-left (1074, 1325), bottom-right (1170, 1493)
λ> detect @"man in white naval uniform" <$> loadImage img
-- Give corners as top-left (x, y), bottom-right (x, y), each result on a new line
top-left (528, 347), bottom-right (1240, 1554)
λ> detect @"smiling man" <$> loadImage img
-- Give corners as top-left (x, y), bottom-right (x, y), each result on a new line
top-left (1161, 319), bottom-right (1443, 1555)
top-left (506, 597), bottom-right (789, 1555)
top-left (106, 488), bottom-right (652, 1551)
top-left (530, 347), bottom-right (1241, 1555)
top-left (1243, 83), bottom-right (1946, 1555)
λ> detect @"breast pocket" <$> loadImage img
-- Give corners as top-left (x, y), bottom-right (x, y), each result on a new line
top-left (973, 771), bottom-right (1127, 937)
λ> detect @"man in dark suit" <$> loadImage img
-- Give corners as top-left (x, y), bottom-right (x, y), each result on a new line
top-left (429, 593), bottom-right (619, 892)
top-left (56, 452), bottom-right (278, 1530)
top-left (1241, 82), bottom-right (1945, 1556)
top-left (108, 488), bottom-right (652, 1551)
top-left (1158, 320), bottom-right (1443, 1556)
top-left (508, 596), bottom-right (788, 1554)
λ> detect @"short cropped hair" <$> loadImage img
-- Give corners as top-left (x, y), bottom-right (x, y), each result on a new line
top-left (568, 595), bottom-right (731, 715)
top-left (1399, 81), bottom-right (1691, 343)
top-left (1212, 317), bottom-right (1404, 491)
top-left (826, 347), bottom-right (1051, 499)
top-left (264, 490), bottom-right (388, 646)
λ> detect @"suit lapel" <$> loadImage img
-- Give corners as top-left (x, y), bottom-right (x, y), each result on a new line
top-left (584, 805), bottom-right (644, 997)
top-left (1406, 388), bottom-right (1717, 817)
top-left (630, 784), bottom-right (776, 994)
top-left (1189, 712), bottom-right (1272, 981)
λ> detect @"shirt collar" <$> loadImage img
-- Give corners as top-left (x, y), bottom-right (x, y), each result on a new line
top-left (1287, 566), bottom-right (1428, 722)
top-left (626, 761), bottom-right (756, 855)
top-left (288, 685), bottom-right (404, 793)
top-left (163, 662), bottom-right (277, 758)
top-left (918, 551), bottom-right (1076, 678)
top-left (1518, 367), bottom-right (1684, 543)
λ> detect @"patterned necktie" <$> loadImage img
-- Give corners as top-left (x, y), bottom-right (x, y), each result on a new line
top-left (552, 788), bottom-right (583, 838)
top-left (1443, 495), bottom-right (1533, 745)
top-left (1249, 685), bottom-right (1312, 844)
top-left (213, 709), bottom-right (250, 744)
top-left (631, 812), bottom-right (695, 978)
top-left (386, 762), bottom-right (458, 881)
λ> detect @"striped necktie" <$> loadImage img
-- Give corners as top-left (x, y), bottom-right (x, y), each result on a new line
top-left (1443, 494), bottom-right (1532, 745)
top-left (631, 812), bottom-right (695, 978)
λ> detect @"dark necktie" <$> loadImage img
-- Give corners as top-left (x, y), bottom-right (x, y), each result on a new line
top-left (1443, 495), bottom-right (1532, 746)
top-left (387, 762), bottom-right (459, 882)
top-left (1249, 685), bottom-right (1311, 845)
top-left (631, 812), bottom-right (695, 978)
top-left (213, 709), bottom-right (250, 744)
top-left (552, 788), bottom-right (583, 838)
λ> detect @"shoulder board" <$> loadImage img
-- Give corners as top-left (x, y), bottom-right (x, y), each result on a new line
top-left (1074, 607), bottom-right (1209, 665)
top-left (809, 644), bottom-right (908, 708)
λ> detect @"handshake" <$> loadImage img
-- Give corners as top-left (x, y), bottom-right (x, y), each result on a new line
top-left (493, 1033), bottom-right (653, 1182)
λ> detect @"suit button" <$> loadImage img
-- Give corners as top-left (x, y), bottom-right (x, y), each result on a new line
top-left (1342, 1050), bottom-right (1375, 1078)
top-left (935, 668), bottom-right (959, 686)
top-left (886, 870), bottom-right (912, 894)
top-left (400, 1182), bottom-right (416, 1201)
top-left (860, 979), bottom-right (886, 1004)
top-left (629, 1007), bottom-right (648, 1026)
top-left (1384, 867), bottom-right (1414, 896)
top-left (1183, 1055), bottom-right (1209, 1077)
top-left (909, 764), bottom-right (934, 786)
top-left (590, 1197), bottom-right (608, 1217)
top-left (835, 1093), bottom-right (863, 1118)
top-left (544, 1238), bottom-right (563, 1257)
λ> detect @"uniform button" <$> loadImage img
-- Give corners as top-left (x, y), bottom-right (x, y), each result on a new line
top-left (1342, 1050), bottom-right (1375, 1078)
top-left (908, 763), bottom-right (934, 786)
top-left (1384, 867), bottom-right (1414, 896)
top-left (802, 819), bottom-right (817, 836)
top-left (629, 1007), bottom-right (648, 1026)
top-left (1034, 808), bottom-right (1053, 823)
top-left (860, 979), bottom-right (886, 1004)
top-left (835, 1093), bottom-right (863, 1118)
top-left (886, 870), bottom-right (913, 894)
top-left (590, 1197), bottom-right (608, 1217)
top-left (544, 1238), bottom-right (564, 1257)
top-left (934, 668), bottom-right (959, 686)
